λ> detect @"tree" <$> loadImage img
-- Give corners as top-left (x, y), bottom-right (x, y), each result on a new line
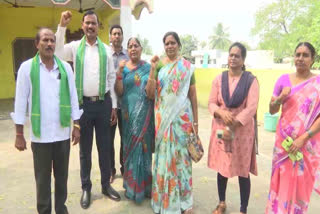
top-left (238, 41), bottom-right (251, 51)
top-left (199, 41), bottom-right (207, 50)
top-left (295, 0), bottom-right (320, 67)
top-left (251, 0), bottom-right (317, 61)
top-left (136, 34), bottom-right (153, 55)
top-left (180, 34), bottom-right (198, 63)
top-left (209, 23), bottom-right (231, 50)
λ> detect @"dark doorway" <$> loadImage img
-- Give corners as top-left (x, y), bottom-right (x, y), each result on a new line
top-left (66, 28), bottom-right (84, 43)
top-left (12, 38), bottom-right (37, 80)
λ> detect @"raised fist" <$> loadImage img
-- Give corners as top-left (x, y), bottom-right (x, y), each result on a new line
top-left (151, 55), bottom-right (160, 69)
top-left (280, 86), bottom-right (291, 98)
top-left (60, 11), bottom-right (72, 27)
top-left (118, 60), bottom-right (126, 72)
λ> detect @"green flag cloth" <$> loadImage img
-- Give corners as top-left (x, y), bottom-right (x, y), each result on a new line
top-left (30, 53), bottom-right (71, 137)
top-left (75, 36), bottom-right (107, 104)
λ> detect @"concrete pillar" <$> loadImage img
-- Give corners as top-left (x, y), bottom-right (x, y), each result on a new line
top-left (120, 0), bottom-right (132, 46)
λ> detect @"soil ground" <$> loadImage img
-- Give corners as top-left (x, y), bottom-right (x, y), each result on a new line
top-left (0, 99), bottom-right (319, 214)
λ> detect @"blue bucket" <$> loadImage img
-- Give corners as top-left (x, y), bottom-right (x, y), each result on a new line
top-left (264, 112), bottom-right (279, 132)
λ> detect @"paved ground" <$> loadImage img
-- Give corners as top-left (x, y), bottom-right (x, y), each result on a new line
top-left (0, 101), bottom-right (319, 214)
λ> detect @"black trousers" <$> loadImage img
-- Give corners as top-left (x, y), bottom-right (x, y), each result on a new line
top-left (110, 108), bottom-right (124, 175)
top-left (80, 93), bottom-right (112, 191)
top-left (217, 173), bottom-right (251, 213)
top-left (31, 139), bottom-right (70, 214)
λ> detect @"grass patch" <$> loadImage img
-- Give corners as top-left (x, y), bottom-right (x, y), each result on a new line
top-left (194, 68), bottom-right (293, 121)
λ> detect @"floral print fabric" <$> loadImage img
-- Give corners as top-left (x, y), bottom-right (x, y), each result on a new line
top-left (121, 61), bottom-right (154, 203)
top-left (265, 75), bottom-right (320, 214)
top-left (151, 59), bottom-right (194, 214)
top-left (207, 74), bottom-right (259, 178)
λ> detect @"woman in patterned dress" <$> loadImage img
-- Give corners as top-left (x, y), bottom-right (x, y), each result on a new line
top-left (265, 42), bottom-right (320, 214)
top-left (208, 42), bottom-right (259, 214)
top-left (146, 31), bottom-right (198, 214)
top-left (115, 37), bottom-right (155, 203)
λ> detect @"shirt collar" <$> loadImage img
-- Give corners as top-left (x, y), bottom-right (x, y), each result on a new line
top-left (85, 39), bottom-right (98, 46)
top-left (112, 47), bottom-right (127, 56)
top-left (39, 56), bottom-right (58, 71)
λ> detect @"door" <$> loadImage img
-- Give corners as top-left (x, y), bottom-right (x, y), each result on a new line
top-left (13, 38), bottom-right (37, 80)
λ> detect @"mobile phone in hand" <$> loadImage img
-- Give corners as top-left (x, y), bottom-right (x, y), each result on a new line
top-left (216, 129), bottom-right (223, 139)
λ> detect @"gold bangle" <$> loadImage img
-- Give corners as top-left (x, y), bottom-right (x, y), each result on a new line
top-left (73, 124), bottom-right (80, 130)
top-left (148, 77), bottom-right (156, 82)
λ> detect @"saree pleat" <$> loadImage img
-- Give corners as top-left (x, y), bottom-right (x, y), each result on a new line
top-left (151, 59), bottom-right (194, 214)
top-left (266, 75), bottom-right (320, 214)
top-left (122, 61), bottom-right (154, 203)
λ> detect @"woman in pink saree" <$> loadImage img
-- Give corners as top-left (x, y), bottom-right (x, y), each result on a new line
top-left (266, 42), bottom-right (320, 214)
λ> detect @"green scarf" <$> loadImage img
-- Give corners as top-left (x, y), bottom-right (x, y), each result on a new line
top-left (30, 53), bottom-right (71, 137)
top-left (75, 36), bottom-right (107, 105)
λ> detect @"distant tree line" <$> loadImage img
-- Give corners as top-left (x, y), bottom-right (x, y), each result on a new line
top-left (181, 0), bottom-right (320, 66)
top-left (180, 22), bottom-right (250, 64)
top-left (251, 0), bottom-right (320, 66)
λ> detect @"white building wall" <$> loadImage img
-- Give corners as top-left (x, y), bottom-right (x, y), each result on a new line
top-left (120, 0), bottom-right (132, 47)
top-left (246, 50), bottom-right (274, 69)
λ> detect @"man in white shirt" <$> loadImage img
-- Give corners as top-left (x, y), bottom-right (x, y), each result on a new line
top-left (55, 10), bottom-right (121, 209)
top-left (109, 24), bottom-right (129, 183)
top-left (13, 28), bottom-right (81, 214)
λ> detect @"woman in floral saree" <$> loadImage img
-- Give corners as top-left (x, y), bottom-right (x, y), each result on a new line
top-left (266, 42), bottom-right (320, 214)
top-left (146, 32), bottom-right (198, 214)
top-left (115, 38), bottom-right (156, 203)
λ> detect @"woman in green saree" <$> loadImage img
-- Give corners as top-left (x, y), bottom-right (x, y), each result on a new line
top-left (115, 37), bottom-right (156, 203)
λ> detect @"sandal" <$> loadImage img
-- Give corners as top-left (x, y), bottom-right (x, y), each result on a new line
top-left (212, 202), bottom-right (226, 214)
top-left (182, 207), bottom-right (193, 214)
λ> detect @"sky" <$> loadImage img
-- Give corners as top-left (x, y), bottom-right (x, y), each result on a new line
top-left (132, 0), bottom-right (271, 54)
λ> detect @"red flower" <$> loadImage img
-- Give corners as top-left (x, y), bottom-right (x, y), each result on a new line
top-left (168, 178), bottom-right (176, 194)
top-left (183, 59), bottom-right (191, 69)
top-left (180, 113), bottom-right (190, 122)
top-left (163, 193), bottom-right (169, 209)
top-left (172, 79), bottom-right (179, 93)
top-left (152, 191), bottom-right (159, 202)
top-left (181, 71), bottom-right (186, 80)
top-left (181, 123), bottom-right (192, 133)
top-left (155, 112), bottom-right (161, 132)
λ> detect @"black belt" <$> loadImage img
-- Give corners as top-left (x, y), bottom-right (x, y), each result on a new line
top-left (83, 91), bottom-right (110, 102)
